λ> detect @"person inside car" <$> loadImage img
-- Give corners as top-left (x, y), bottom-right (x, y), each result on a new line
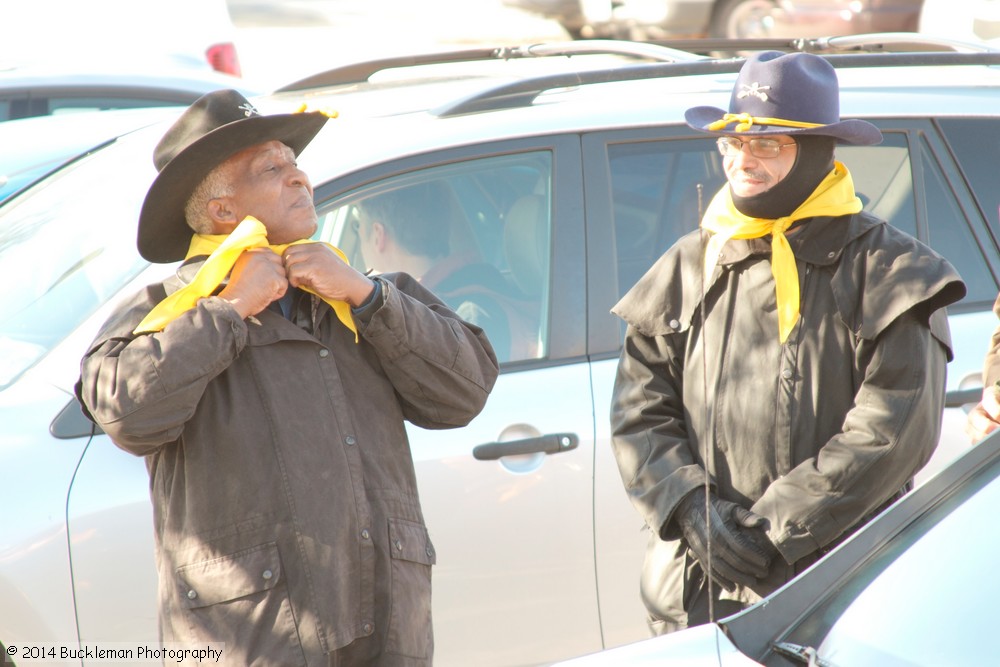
top-left (355, 181), bottom-right (537, 362)
top-left (609, 51), bottom-right (966, 635)
top-left (75, 89), bottom-right (499, 666)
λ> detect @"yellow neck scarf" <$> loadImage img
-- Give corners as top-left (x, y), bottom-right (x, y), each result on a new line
top-left (134, 217), bottom-right (357, 340)
top-left (701, 161), bottom-right (861, 343)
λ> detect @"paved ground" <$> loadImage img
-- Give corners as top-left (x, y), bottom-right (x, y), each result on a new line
top-left (227, 0), bottom-right (568, 89)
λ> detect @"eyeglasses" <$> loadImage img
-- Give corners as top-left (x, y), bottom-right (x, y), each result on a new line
top-left (716, 136), bottom-right (797, 159)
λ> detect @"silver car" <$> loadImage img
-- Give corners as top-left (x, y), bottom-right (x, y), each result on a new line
top-left (1, 35), bottom-right (997, 667)
top-left (0, 108), bottom-right (181, 201)
top-left (552, 427), bottom-right (1000, 666)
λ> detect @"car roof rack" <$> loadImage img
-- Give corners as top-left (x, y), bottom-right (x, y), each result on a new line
top-left (273, 40), bottom-right (704, 92)
top-left (433, 46), bottom-right (1000, 118)
top-left (648, 32), bottom-right (1000, 55)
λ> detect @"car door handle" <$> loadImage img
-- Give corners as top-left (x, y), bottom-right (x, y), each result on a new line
top-left (472, 433), bottom-right (579, 461)
top-left (946, 387), bottom-right (982, 408)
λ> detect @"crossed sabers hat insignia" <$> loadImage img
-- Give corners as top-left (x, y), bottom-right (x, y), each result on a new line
top-left (737, 82), bottom-right (771, 101)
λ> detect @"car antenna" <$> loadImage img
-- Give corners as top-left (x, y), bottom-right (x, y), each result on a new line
top-left (696, 181), bottom-right (721, 623)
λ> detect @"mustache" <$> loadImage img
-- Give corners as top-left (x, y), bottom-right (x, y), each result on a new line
top-left (737, 167), bottom-right (771, 182)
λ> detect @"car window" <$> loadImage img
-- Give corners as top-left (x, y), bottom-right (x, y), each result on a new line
top-left (938, 117), bottom-right (1000, 233)
top-left (842, 129), bottom-right (996, 304)
top-left (608, 138), bottom-right (726, 298)
top-left (916, 132), bottom-right (995, 304)
top-left (838, 133), bottom-right (916, 238)
top-left (315, 152), bottom-right (552, 365)
top-left (784, 455), bottom-right (1000, 666)
top-left (0, 136), bottom-right (153, 390)
top-left (609, 132), bottom-right (993, 303)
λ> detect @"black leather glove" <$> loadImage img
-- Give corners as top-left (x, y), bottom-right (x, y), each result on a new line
top-left (674, 487), bottom-right (776, 591)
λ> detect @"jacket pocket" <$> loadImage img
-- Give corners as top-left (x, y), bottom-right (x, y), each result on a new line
top-left (386, 518), bottom-right (436, 660)
top-left (173, 542), bottom-right (305, 666)
top-left (176, 542), bottom-right (282, 609)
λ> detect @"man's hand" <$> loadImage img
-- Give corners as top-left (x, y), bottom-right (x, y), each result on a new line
top-left (674, 488), bottom-right (775, 591)
top-left (282, 244), bottom-right (375, 307)
top-left (966, 384), bottom-right (1000, 443)
top-left (218, 248), bottom-right (288, 319)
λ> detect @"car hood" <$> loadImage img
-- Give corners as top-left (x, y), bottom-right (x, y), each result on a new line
top-left (549, 623), bottom-right (762, 666)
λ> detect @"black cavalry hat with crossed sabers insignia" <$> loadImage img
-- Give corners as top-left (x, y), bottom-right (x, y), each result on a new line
top-left (137, 89), bottom-right (329, 263)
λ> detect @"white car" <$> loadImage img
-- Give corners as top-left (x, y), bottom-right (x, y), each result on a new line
top-left (0, 0), bottom-right (242, 76)
top-left (0, 0), bottom-right (246, 123)
top-left (0, 35), bottom-right (997, 666)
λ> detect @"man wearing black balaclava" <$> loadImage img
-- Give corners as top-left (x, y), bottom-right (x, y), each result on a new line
top-left (609, 51), bottom-right (966, 635)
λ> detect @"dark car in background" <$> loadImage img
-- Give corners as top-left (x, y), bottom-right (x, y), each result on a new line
top-left (502, 0), bottom-right (922, 39)
top-left (1, 34), bottom-right (998, 667)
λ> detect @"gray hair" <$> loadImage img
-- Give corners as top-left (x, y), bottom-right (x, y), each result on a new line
top-left (184, 161), bottom-right (235, 235)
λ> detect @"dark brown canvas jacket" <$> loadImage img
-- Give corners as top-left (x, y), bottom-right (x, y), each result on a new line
top-left (78, 267), bottom-right (499, 665)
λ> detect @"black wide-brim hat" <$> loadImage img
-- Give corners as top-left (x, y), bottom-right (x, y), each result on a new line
top-left (685, 51), bottom-right (882, 147)
top-left (137, 89), bottom-right (330, 263)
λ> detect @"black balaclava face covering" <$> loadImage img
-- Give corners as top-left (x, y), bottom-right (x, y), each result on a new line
top-left (730, 134), bottom-right (837, 220)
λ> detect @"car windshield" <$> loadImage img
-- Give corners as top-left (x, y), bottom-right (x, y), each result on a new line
top-left (0, 131), bottom-right (155, 390)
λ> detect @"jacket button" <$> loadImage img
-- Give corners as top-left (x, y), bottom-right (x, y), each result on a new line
top-left (262, 569), bottom-right (273, 580)
top-left (781, 369), bottom-right (793, 380)
top-left (362, 622), bottom-right (374, 635)
top-left (345, 435), bottom-right (356, 446)
top-left (426, 546), bottom-right (434, 559)
top-left (361, 529), bottom-right (371, 540)
top-left (393, 539), bottom-right (403, 551)
top-left (187, 589), bottom-right (198, 600)
top-left (319, 349), bottom-right (330, 358)
top-left (669, 319), bottom-right (680, 330)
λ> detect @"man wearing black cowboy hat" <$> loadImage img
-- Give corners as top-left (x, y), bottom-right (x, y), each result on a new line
top-left (609, 51), bottom-right (965, 634)
top-left (76, 89), bottom-right (499, 665)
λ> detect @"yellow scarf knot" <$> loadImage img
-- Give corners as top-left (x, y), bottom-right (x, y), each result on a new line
top-left (134, 217), bottom-right (357, 341)
top-left (701, 162), bottom-right (862, 343)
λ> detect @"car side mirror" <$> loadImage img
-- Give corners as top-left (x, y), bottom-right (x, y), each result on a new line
top-left (50, 395), bottom-right (104, 439)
